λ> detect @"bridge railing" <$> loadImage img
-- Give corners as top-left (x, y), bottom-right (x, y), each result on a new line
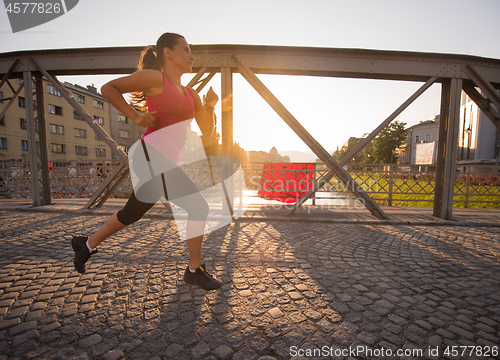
top-left (1, 160), bottom-right (499, 208)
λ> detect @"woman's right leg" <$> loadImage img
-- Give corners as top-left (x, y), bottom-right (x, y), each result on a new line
top-left (87, 212), bottom-right (127, 249)
top-left (73, 191), bottom-right (155, 273)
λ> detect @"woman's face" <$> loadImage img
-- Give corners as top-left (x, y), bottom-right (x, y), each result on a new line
top-left (165, 38), bottom-right (195, 73)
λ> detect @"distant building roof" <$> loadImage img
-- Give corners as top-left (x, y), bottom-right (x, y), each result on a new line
top-left (407, 120), bottom-right (436, 130)
top-left (62, 81), bottom-right (106, 100)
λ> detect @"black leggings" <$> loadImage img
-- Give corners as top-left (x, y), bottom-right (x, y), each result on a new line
top-left (117, 167), bottom-right (210, 226)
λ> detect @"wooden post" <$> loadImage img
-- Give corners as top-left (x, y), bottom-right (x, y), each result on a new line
top-left (221, 67), bottom-right (233, 157)
top-left (441, 78), bottom-right (462, 219)
top-left (464, 171), bottom-right (470, 208)
top-left (312, 163), bottom-right (316, 206)
top-left (23, 69), bottom-right (41, 206)
top-left (388, 165), bottom-right (393, 206)
top-left (34, 73), bottom-right (51, 205)
top-left (434, 80), bottom-right (450, 217)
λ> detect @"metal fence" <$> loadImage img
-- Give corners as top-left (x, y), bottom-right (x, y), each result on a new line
top-left (1, 160), bottom-right (499, 208)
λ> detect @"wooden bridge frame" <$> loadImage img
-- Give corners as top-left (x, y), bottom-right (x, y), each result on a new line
top-left (1, 45), bottom-right (499, 220)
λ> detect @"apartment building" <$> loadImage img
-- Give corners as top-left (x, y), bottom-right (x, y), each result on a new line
top-left (0, 78), bottom-right (151, 167)
top-left (458, 91), bottom-right (500, 164)
top-left (109, 102), bottom-right (143, 159)
top-left (0, 79), bottom-right (111, 165)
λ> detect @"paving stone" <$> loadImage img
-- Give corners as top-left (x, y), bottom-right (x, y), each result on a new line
top-left (11, 329), bottom-right (39, 346)
top-left (165, 343), bottom-right (184, 358)
top-left (213, 344), bottom-right (233, 359)
top-left (9, 320), bottom-right (36, 336)
top-left (268, 307), bottom-right (284, 318)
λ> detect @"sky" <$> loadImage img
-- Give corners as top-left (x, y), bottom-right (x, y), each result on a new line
top-left (1, 0), bottom-right (499, 153)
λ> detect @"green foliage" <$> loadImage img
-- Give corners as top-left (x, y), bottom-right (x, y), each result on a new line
top-left (362, 120), bottom-right (407, 164)
top-left (332, 137), bottom-right (363, 163)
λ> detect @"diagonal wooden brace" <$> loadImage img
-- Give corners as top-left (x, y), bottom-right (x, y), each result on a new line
top-left (84, 162), bottom-right (129, 209)
top-left (463, 65), bottom-right (500, 117)
top-left (288, 76), bottom-right (438, 214)
top-left (31, 58), bottom-right (129, 164)
top-left (462, 81), bottom-right (500, 131)
top-left (234, 55), bottom-right (388, 219)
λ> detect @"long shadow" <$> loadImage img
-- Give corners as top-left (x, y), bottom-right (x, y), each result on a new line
top-left (184, 219), bottom-right (500, 359)
top-left (2, 210), bottom-right (500, 359)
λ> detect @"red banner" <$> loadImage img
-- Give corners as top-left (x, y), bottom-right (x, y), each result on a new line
top-left (258, 163), bottom-right (315, 203)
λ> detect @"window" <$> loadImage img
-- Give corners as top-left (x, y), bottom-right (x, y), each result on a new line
top-left (47, 84), bottom-right (61, 96)
top-left (95, 132), bottom-right (102, 141)
top-left (22, 140), bottom-right (28, 151)
top-left (0, 117), bottom-right (4, 126)
top-left (119, 145), bottom-right (129, 154)
top-left (51, 143), bottom-right (65, 153)
top-left (96, 148), bottom-right (106, 157)
top-left (74, 128), bottom-right (86, 138)
top-left (76, 146), bottom-right (87, 155)
top-left (118, 114), bottom-right (128, 124)
top-left (415, 135), bottom-right (420, 143)
top-left (73, 110), bottom-right (84, 120)
top-left (118, 130), bottom-right (129, 138)
top-left (0, 91), bottom-right (3, 100)
top-left (0, 138), bottom-right (6, 149)
top-left (93, 99), bottom-right (104, 109)
top-left (20, 118), bottom-right (27, 129)
top-left (93, 116), bottom-right (104, 125)
top-left (48, 104), bottom-right (63, 115)
top-left (17, 79), bottom-right (34, 88)
top-left (73, 93), bottom-right (85, 104)
top-left (19, 96), bottom-right (25, 108)
top-left (425, 133), bottom-right (432, 142)
top-left (50, 124), bottom-right (64, 134)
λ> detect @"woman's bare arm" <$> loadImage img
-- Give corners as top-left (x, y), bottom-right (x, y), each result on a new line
top-left (101, 70), bottom-right (163, 127)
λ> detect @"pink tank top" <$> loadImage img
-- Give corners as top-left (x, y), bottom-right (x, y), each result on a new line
top-left (141, 72), bottom-right (195, 164)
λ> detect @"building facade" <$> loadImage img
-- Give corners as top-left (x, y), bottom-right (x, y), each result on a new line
top-left (0, 78), bottom-right (145, 167)
top-left (108, 102), bottom-right (143, 159)
top-left (399, 115), bottom-right (440, 165)
top-left (458, 91), bottom-right (500, 164)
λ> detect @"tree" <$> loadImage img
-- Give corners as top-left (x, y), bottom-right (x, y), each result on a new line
top-left (332, 137), bottom-right (364, 164)
top-left (362, 120), bottom-right (407, 164)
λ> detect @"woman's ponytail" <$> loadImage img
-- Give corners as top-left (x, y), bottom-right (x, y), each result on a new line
top-left (130, 33), bottom-right (186, 111)
top-left (137, 45), bottom-right (162, 71)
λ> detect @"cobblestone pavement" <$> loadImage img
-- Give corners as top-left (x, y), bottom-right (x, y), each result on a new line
top-left (0, 209), bottom-right (500, 360)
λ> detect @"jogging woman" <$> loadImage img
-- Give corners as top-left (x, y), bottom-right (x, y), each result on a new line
top-left (71, 32), bottom-right (222, 291)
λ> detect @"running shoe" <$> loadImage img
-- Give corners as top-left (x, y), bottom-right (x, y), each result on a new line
top-left (183, 264), bottom-right (222, 291)
top-left (71, 236), bottom-right (97, 274)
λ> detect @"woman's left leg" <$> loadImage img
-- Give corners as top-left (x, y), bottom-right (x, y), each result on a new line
top-left (163, 166), bottom-right (221, 290)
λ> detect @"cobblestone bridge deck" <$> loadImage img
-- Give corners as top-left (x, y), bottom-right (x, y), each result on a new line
top-left (0, 200), bottom-right (499, 359)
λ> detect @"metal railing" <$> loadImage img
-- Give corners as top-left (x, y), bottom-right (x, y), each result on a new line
top-left (1, 160), bottom-right (499, 208)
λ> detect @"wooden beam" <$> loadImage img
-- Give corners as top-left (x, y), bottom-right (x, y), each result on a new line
top-left (0, 59), bottom-right (20, 89)
top-left (195, 72), bottom-right (216, 93)
top-left (433, 80), bottom-right (451, 218)
top-left (84, 162), bottom-right (128, 209)
top-left (34, 73), bottom-right (51, 205)
top-left (186, 67), bottom-right (207, 88)
top-left (221, 67), bottom-right (233, 157)
top-left (0, 82), bottom-right (24, 120)
top-left (463, 65), bottom-right (500, 113)
top-left (31, 57), bottom-right (129, 164)
top-left (234, 56), bottom-right (388, 219)
top-left (23, 69), bottom-right (41, 206)
top-left (441, 78), bottom-right (462, 220)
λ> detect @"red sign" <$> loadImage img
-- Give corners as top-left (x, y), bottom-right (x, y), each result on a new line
top-left (258, 163), bottom-right (314, 203)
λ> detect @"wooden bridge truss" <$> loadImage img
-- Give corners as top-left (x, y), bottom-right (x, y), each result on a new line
top-left (1, 45), bottom-right (499, 220)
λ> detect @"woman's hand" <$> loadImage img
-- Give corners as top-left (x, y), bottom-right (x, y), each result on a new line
top-left (133, 110), bottom-right (157, 127)
top-left (205, 86), bottom-right (218, 109)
